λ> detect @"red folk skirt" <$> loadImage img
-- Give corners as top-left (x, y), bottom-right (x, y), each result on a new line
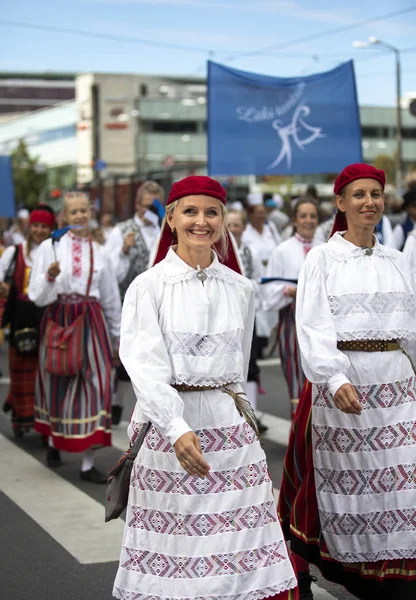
top-left (34, 295), bottom-right (113, 452)
top-left (7, 346), bottom-right (38, 427)
top-left (278, 380), bottom-right (416, 599)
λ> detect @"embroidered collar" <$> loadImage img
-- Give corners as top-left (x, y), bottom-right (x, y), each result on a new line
top-left (328, 231), bottom-right (397, 259)
top-left (294, 233), bottom-right (313, 245)
top-left (161, 247), bottom-right (233, 283)
top-left (68, 230), bottom-right (89, 243)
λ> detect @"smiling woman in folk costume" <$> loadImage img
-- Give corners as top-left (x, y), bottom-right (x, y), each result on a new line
top-left (28, 192), bottom-right (121, 483)
top-left (262, 199), bottom-right (319, 417)
top-left (277, 164), bottom-right (416, 600)
top-left (113, 176), bottom-right (297, 600)
top-left (0, 205), bottom-right (55, 436)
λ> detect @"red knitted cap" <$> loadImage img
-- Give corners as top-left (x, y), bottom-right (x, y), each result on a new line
top-left (334, 163), bottom-right (385, 195)
top-left (167, 176), bottom-right (227, 205)
top-left (29, 208), bottom-right (56, 228)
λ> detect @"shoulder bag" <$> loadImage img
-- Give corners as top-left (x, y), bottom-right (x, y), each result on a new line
top-left (104, 422), bottom-right (152, 522)
top-left (44, 238), bottom-right (93, 377)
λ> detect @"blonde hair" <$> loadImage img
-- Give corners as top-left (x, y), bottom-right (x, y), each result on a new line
top-left (165, 199), bottom-right (229, 259)
top-left (60, 192), bottom-right (90, 227)
top-left (137, 180), bottom-right (165, 204)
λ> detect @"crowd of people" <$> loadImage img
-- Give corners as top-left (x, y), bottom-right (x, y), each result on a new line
top-left (0, 165), bottom-right (415, 600)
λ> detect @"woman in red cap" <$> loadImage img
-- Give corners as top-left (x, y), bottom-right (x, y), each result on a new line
top-left (278, 163), bottom-right (416, 599)
top-left (113, 176), bottom-right (298, 600)
top-left (0, 205), bottom-right (55, 437)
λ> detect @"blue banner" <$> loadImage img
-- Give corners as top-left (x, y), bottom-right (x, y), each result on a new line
top-left (0, 155), bottom-right (15, 217)
top-left (208, 61), bottom-right (362, 176)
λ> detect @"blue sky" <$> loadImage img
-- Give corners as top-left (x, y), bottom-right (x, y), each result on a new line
top-left (1, 0), bottom-right (416, 106)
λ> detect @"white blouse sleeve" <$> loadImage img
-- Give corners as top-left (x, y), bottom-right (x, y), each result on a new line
top-left (403, 233), bottom-right (416, 272)
top-left (105, 226), bottom-right (130, 283)
top-left (296, 258), bottom-right (351, 396)
top-left (28, 239), bottom-right (58, 307)
top-left (262, 246), bottom-right (293, 312)
top-left (97, 248), bottom-right (122, 343)
top-left (0, 245), bottom-right (17, 282)
top-left (242, 284), bottom-right (256, 381)
top-left (119, 279), bottom-right (192, 446)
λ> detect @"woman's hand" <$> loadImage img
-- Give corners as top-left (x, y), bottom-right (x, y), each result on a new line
top-left (333, 383), bottom-right (362, 415)
top-left (173, 432), bottom-right (210, 478)
top-left (47, 261), bottom-right (61, 279)
top-left (285, 286), bottom-right (297, 299)
top-left (0, 281), bottom-right (10, 299)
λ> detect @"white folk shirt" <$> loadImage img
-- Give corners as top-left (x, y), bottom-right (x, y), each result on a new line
top-left (403, 229), bottom-right (416, 272)
top-left (105, 214), bottom-right (160, 282)
top-left (296, 231), bottom-right (416, 563)
top-left (263, 234), bottom-right (314, 313)
top-left (120, 248), bottom-right (255, 446)
top-left (242, 222), bottom-right (281, 268)
top-left (0, 241), bottom-right (39, 281)
top-left (28, 232), bottom-right (121, 342)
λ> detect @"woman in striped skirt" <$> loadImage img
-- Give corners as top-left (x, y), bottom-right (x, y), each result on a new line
top-left (28, 192), bottom-right (121, 483)
top-left (263, 199), bottom-right (318, 416)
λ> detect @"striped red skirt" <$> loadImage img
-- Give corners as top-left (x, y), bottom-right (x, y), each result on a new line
top-left (34, 295), bottom-right (113, 452)
top-left (7, 346), bottom-right (38, 427)
top-left (278, 381), bottom-right (416, 599)
top-left (278, 304), bottom-right (305, 403)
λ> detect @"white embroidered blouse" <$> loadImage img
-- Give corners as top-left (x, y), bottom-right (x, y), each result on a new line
top-left (28, 232), bottom-right (121, 341)
top-left (120, 248), bottom-right (255, 445)
top-left (263, 234), bottom-right (314, 312)
top-left (296, 232), bottom-right (416, 396)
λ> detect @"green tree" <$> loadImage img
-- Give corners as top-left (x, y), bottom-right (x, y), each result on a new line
top-left (11, 139), bottom-right (47, 208)
top-left (373, 154), bottom-right (395, 185)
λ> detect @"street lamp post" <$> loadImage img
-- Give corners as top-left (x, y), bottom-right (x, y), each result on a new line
top-left (352, 37), bottom-right (403, 189)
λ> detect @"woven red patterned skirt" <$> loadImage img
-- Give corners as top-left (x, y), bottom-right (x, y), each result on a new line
top-left (34, 296), bottom-right (113, 452)
top-left (7, 346), bottom-right (38, 427)
top-left (278, 380), bottom-right (416, 599)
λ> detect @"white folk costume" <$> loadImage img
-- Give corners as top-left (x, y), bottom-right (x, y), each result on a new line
top-left (242, 223), bottom-right (280, 339)
top-left (403, 229), bottom-right (416, 271)
top-left (263, 234), bottom-right (314, 406)
top-left (28, 231), bottom-right (121, 452)
top-left (278, 164), bottom-right (416, 599)
top-left (113, 176), bottom-right (297, 600)
top-left (296, 232), bottom-right (416, 562)
top-left (106, 214), bottom-right (160, 299)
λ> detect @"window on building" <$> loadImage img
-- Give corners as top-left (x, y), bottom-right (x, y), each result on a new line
top-left (144, 120), bottom-right (198, 133)
top-left (402, 128), bottom-right (416, 139)
top-left (140, 84), bottom-right (148, 97)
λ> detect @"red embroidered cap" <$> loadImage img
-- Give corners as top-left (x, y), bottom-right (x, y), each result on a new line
top-left (29, 207), bottom-right (56, 228)
top-left (334, 163), bottom-right (385, 195)
top-left (153, 176), bottom-right (242, 274)
top-left (167, 175), bottom-right (227, 205)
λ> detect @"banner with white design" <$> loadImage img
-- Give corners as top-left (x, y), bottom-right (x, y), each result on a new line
top-left (207, 60), bottom-right (362, 176)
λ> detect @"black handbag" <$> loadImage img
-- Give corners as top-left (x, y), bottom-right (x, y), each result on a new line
top-left (1, 245), bottom-right (18, 328)
top-left (104, 422), bottom-right (151, 522)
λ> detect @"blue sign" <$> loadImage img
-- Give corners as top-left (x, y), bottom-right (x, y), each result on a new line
top-left (0, 155), bottom-right (15, 217)
top-left (208, 60), bottom-right (362, 176)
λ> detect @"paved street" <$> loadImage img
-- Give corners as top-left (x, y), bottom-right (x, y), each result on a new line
top-left (0, 343), bottom-right (355, 600)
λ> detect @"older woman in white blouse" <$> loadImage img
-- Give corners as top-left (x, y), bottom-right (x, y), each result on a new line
top-left (28, 192), bottom-right (121, 483)
top-left (113, 176), bottom-right (297, 600)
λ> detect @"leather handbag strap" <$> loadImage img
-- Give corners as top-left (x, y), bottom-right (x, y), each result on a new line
top-left (85, 238), bottom-right (94, 298)
top-left (130, 422), bottom-right (152, 460)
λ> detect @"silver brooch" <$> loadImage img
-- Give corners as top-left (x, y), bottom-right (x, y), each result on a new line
top-left (364, 247), bottom-right (373, 256)
top-left (196, 265), bottom-right (207, 282)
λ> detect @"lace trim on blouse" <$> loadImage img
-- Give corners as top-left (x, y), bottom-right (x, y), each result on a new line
top-left (171, 373), bottom-right (243, 387)
top-left (328, 292), bottom-right (415, 316)
top-left (164, 330), bottom-right (244, 357)
top-left (161, 267), bottom-right (235, 284)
